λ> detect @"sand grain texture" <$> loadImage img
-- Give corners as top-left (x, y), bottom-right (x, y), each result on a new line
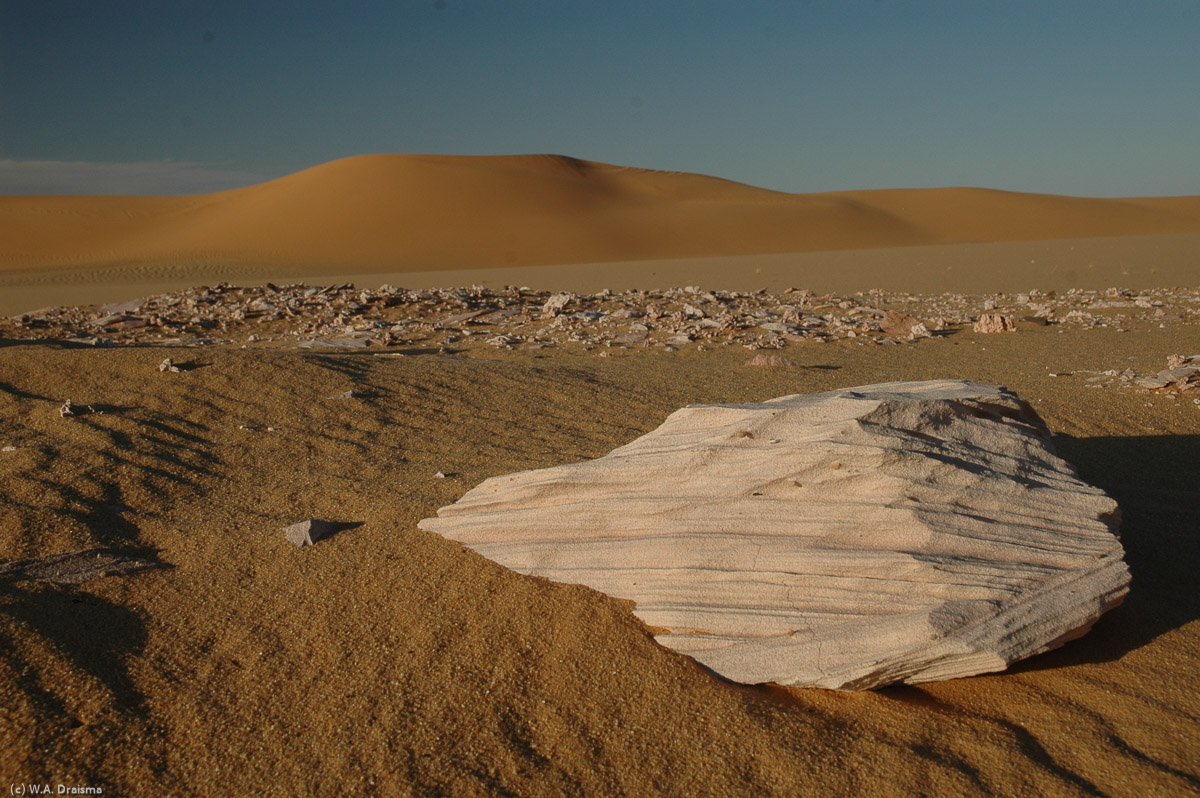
top-left (1, 322), bottom-right (1199, 795)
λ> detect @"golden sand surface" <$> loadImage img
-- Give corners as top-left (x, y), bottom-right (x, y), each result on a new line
top-left (1, 317), bottom-right (1199, 795)
top-left (1, 156), bottom-right (1199, 794)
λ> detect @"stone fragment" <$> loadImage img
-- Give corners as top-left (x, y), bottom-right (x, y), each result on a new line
top-left (745, 354), bottom-right (795, 367)
top-left (439, 309), bottom-right (492, 326)
top-left (609, 308), bottom-right (645, 319)
top-left (541, 292), bottom-right (575, 318)
top-left (1166, 354), bottom-right (1199, 370)
top-left (1156, 366), bottom-right (1200, 382)
top-left (99, 298), bottom-right (146, 314)
top-left (284, 519), bottom-right (339, 548)
top-left (880, 310), bottom-right (923, 336)
top-left (974, 313), bottom-right (1016, 333)
top-left (59, 400), bottom-right (99, 417)
top-left (298, 336), bottom-right (371, 349)
top-left (158, 357), bottom-right (181, 373)
top-left (421, 380), bottom-right (1128, 690)
top-left (907, 323), bottom-right (931, 339)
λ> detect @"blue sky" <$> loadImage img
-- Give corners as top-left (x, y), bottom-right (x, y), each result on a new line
top-left (2, 1), bottom-right (1197, 196)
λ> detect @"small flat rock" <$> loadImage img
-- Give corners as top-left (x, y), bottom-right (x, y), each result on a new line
top-left (284, 519), bottom-right (340, 548)
top-left (1155, 366), bottom-right (1200, 382)
top-left (158, 357), bottom-right (181, 373)
top-left (420, 380), bottom-right (1129, 690)
top-left (298, 337), bottom-right (371, 349)
top-left (438, 308), bottom-right (492, 326)
top-left (745, 354), bottom-right (795, 367)
top-left (880, 310), bottom-right (923, 335)
top-left (99, 298), bottom-right (146, 314)
top-left (156, 338), bottom-right (215, 347)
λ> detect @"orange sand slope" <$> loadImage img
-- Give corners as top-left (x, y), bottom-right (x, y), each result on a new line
top-left (4, 153), bottom-right (1200, 276)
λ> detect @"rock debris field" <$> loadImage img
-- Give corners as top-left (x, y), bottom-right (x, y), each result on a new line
top-left (3, 281), bottom-right (1199, 401)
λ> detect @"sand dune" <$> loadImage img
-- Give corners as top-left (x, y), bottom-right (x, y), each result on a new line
top-left (4, 153), bottom-right (1200, 283)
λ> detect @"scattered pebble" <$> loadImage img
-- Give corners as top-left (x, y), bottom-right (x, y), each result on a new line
top-left (745, 354), bottom-right (796, 367)
top-left (159, 357), bottom-right (181, 373)
top-left (283, 519), bottom-right (340, 548)
top-left (1085, 354), bottom-right (1200, 399)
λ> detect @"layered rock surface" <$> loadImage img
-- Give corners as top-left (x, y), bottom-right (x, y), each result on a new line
top-left (419, 380), bottom-right (1130, 690)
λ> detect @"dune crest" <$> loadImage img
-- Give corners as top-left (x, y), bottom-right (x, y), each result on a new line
top-left (3, 153), bottom-right (1200, 279)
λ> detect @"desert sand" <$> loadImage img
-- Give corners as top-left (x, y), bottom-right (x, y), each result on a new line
top-left (4, 153), bottom-right (1200, 316)
top-left (2, 156), bottom-right (1199, 795)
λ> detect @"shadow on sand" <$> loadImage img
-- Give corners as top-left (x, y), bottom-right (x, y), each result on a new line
top-left (1005, 432), bottom-right (1200, 673)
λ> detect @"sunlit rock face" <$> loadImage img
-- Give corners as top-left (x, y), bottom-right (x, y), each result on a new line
top-left (420, 380), bottom-right (1129, 690)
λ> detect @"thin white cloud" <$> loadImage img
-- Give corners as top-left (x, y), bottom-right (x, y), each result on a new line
top-left (0, 159), bottom-right (268, 196)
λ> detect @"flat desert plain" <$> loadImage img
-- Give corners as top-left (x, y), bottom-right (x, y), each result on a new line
top-left (1, 155), bottom-right (1199, 796)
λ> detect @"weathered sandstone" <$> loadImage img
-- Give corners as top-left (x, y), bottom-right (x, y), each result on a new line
top-left (974, 312), bottom-right (1017, 333)
top-left (420, 380), bottom-right (1129, 690)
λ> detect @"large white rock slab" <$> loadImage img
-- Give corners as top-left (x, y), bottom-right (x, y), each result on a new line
top-left (419, 380), bottom-right (1129, 690)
